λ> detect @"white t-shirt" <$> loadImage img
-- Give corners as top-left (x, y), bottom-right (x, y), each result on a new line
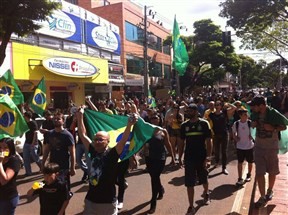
top-left (232, 121), bottom-right (254, 150)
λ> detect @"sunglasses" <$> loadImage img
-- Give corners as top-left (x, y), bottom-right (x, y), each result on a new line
top-left (94, 138), bottom-right (107, 142)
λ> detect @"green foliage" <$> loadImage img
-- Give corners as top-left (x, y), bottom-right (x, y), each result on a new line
top-left (0, 0), bottom-right (60, 66)
top-left (219, 0), bottom-right (288, 62)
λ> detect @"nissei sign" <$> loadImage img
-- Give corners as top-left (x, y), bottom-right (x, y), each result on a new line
top-left (43, 57), bottom-right (98, 78)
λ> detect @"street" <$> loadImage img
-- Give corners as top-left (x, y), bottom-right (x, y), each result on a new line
top-left (15, 148), bottom-right (253, 215)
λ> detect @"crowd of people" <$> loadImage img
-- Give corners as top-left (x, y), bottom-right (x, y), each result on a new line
top-left (0, 88), bottom-right (287, 215)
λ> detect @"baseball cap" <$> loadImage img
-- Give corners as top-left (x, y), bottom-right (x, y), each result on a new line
top-left (188, 103), bottom-right (198, 110)
top-left (237, 109), bottom-right (248, 115)
top-left (248, 96), bottom-right (266, 106)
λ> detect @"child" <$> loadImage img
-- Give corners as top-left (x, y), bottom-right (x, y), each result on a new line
top-left (27, 163), bottom-right (72, 215)
top-left (232, 109), bottom-right (255, 186)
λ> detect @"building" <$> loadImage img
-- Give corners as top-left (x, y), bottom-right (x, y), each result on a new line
top-left (75, 0), bottom-right (172, 98)
top-left (1, 0), bottom-right (124, 110)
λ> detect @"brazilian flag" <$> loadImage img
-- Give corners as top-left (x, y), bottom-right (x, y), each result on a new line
top-left (30, 78), bottom-right (46, 116)
top-left (148, 89), bottom-right (157, 108)
top-left (0, 69), bottom-right (24, 105)
top-left (0, 94), bottom-right (29, 139)
top-left (84, 109), bottom-right (157, 161)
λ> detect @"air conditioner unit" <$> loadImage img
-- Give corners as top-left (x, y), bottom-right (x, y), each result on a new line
top-left (148, 34), bottom-right (157, 45)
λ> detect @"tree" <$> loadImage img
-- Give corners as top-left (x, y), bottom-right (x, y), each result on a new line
top-left (219, 0), bottom-right (288, 63)
top-left (164, 19), bottom-right (241, 93)
top-left (0, 0), bottom-right (60, 66)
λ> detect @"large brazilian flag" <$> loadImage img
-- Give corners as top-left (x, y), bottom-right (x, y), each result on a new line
top-left (84, 109), bottom-right (157, 161)
top-left (30, 77), bottom-right (46, 116)
top-left (0, 94), bottom-right (29, 139)
top-left (0, 69), bottom-right (24, 105)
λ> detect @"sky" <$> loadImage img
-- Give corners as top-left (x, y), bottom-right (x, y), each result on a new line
top-left (135, 0), bottom-right (280, 63)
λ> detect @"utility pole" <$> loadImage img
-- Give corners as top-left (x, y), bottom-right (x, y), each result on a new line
top-left (143, 5), bottom-right (149, 97)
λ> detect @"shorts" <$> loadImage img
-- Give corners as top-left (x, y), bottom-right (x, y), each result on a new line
top-left (170, 129), bottom-right (181, 137)
top-left (237, 148), bottom-right (254, 163)
top-left (184, 160), bottom-right (208, 187)
top-left (254, 147), bottom-right (280, 176)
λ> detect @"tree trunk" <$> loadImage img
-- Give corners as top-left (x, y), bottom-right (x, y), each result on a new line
top-left (0, 31), bottom-right (12, 67)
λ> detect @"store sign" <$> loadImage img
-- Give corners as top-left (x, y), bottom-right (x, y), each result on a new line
top-left (43, 57), bottom-right (98, 78)
top-left (125, 78), bottom-right (144, 86)
top-left (91, 26), bottom-right (118, 51)
top-left (109, 74), bottom-right (124, 84)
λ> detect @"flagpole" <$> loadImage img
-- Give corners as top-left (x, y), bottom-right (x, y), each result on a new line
top-left (143, 5), bottom-right (149, 97)
top-left (175, 71), bottom-right (181, 96)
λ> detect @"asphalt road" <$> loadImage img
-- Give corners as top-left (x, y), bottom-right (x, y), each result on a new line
top-left (15, 146), bottom-right (254, 215)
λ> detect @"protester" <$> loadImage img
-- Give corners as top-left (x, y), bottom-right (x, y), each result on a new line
top-left (42, 112), bottom-right (76, 190)
top-left (208, 101), bottom-right (236, 175)
top-left (144, 113), bottom-right (175, 214)
top-left (232, 109), bottom-right (254, 186)
top-left (27, 163), bottom-right (72, 215)
top-left (23, 111), bottom-right (42, 176)
top-left (178, 104), bottom-right (213, 215)
top-left (76, 108), bottom-right (138, 215)
top-left (0, 138), bottom-right (21, 215)
top-left (249, 96), bottom-right (288, 208)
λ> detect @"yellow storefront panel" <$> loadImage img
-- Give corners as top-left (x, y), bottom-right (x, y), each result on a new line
top-left (12, 42), bottom-right (108, 84)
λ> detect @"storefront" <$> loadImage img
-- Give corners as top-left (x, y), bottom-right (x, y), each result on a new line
top-left (12, 42), bottom-right (108, 110)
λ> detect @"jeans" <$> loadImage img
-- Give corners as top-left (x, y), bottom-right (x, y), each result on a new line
top-left (214, 133), bottom-right (228, 169)
top-left (76, 144), bottom-right (90, 174)
top-left (146, 158), bottom-right (165, 202)
top-left (0, 195), bottom-right (19, 215)
top-left (23, 143), bottom-right (41, 175)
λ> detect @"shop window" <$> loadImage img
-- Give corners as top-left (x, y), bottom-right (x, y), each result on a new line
top-left (126, 55), bottom-right (144, 75)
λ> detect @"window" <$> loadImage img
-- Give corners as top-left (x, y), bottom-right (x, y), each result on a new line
top-left (126, 55), bottom-right (144, 75)
top-left (65, 0), bottom-right (78, 5)
top-left (148, 35), bottom-right (162, 52)
top-left (164, 64), bottom-right (171, 79)
top-left (163, 45), bottom-right (171, 55)
top-left (125, 21), bottom-right (144, 45)
top-left (149, 62), bottom-right (162, 77)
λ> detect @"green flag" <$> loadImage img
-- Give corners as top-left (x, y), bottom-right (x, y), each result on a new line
top-left (148, 89), bottom-right (157, 108)
top-left (0, 69), bottom-right (24, 105)
top-left (0, 94), bottom-right (29, 139)
top-left (83, 109), bottom-right (157, 161)
top-left (172, 16), bottom-right (189, 76)
top-left (30, 78), bottom-right (46, 116)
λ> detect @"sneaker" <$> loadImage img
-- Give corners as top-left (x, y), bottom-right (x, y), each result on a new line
top-left (81, 172), bottom-right (88, 183)
top-left (186, 206), bottom-right (196, 215)
top-left (266, 189), bottom-right (273, 201)
top-left (245, 173), bottom-right (251, 182)
top-left (117, 202), bottom-right (123, 209)
top-left (222, 168), bottom-right (229, 175)
top-left (236, 178), bottom-right (244, 186)
top-left (255, 196), bottom-right (267, 208)
top-left (124, 181), bottom-right (128, 190)
top-left (203, 192), bottom-right (211, 205)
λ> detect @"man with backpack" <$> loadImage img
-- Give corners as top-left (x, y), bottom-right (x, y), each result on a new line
top-left (232, 109), bottom-right (254, 186)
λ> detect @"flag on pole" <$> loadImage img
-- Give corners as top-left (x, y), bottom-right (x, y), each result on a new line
top-left (172, 16), bottom-right (189, 76)
top-left (0, 69), bottom-right (24, 105)
top-left (83, 109), bottom-right (157, 161)
top-left (30, 77), bottom-right (46, 116)
top-left (148, 89), bottom-right (157, 108)
top-left (0, 94), bottom-right (29, 139)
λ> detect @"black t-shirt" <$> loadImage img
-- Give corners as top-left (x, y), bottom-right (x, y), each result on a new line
top-left (145, 135), bottom-right (166, 161)
top-left (45, 129), bottom-right (75, 170)
top-left (180, 119), bottom-right (212, 162)
top-left (86, 146), bottom-right (119, 203)
top-left (0, 156), bottom-right (20, 200)
top-left (25, 120), bottom-right (38, 144)
top-left (33, 178), bottom-right (70, 215)
top-left (209, 110), bottom-right (228, 135)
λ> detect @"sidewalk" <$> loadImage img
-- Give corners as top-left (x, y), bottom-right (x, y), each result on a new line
top-left (249, 154), bottom-right (288, 215)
